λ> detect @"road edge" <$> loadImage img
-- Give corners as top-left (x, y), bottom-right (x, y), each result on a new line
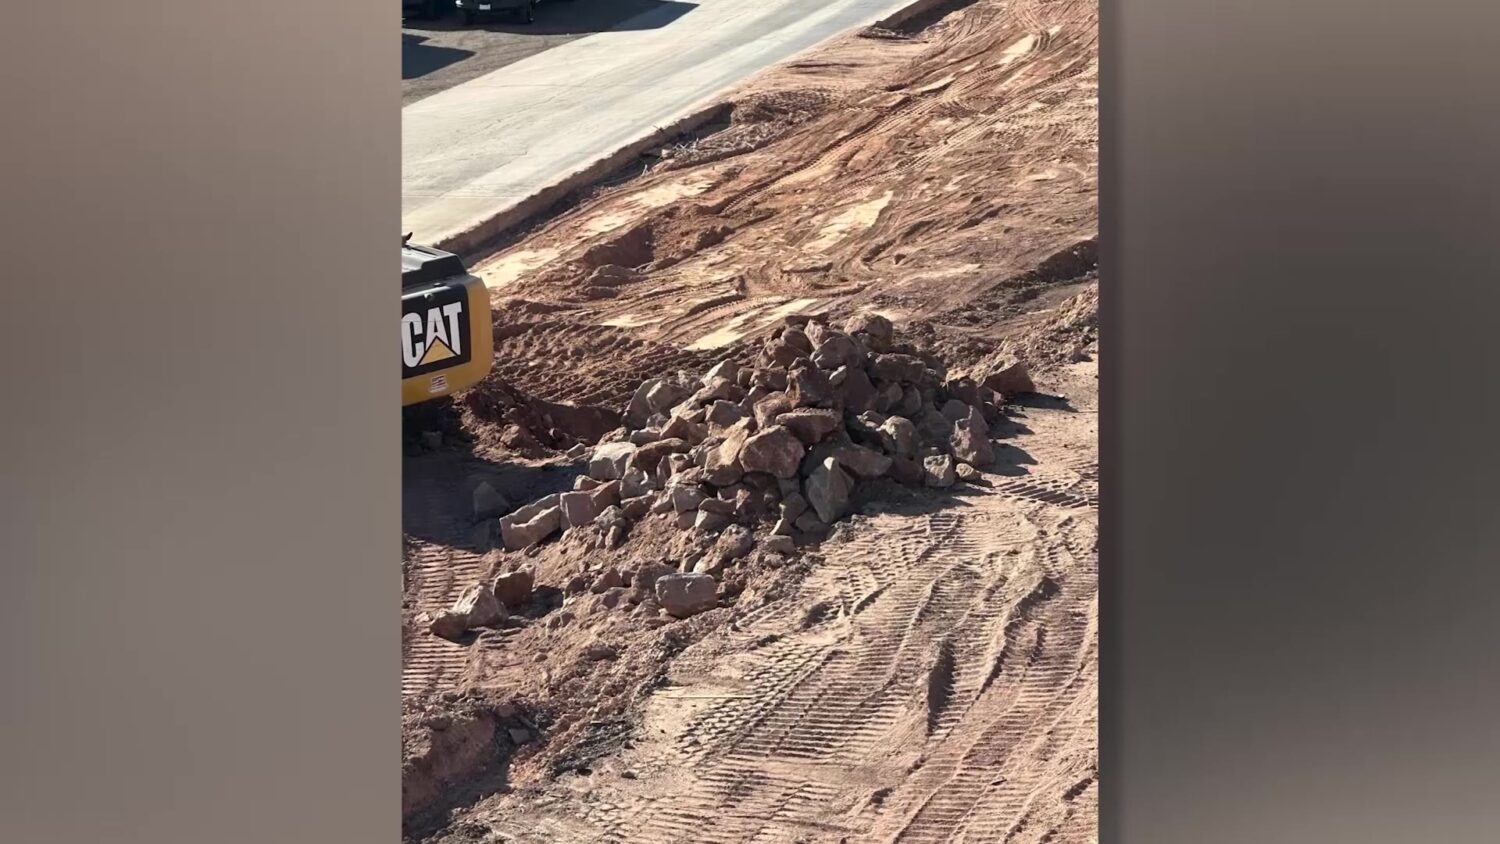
top-left (426, 0), bottom-right (959, 259)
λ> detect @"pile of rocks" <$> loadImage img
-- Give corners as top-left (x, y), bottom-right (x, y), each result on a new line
top-left (496, 313), bottom-right (1027, 553)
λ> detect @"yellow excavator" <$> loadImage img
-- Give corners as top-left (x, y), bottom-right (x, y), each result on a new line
top-left (401, 237), bottom-right (492, 406)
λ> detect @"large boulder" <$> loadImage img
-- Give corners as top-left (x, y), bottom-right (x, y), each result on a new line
top-left (808, 439), bottom-right (892, 480)
top-left (752, 391), bottom-right (795, 429)
top-left (705, 399), bottom-right (748, 428)
top-left (983, 359), bottom-right (1035, 396)
top-left (632, 437), bottom-right (689, 473)
top-left (811, 334), bottom-right (862, 370)
top-left (589, 442), bottom-right (638, 481)
top-left (472, 481), bottom-right (510, 520)
top-left (703, 418), bottom-right (754, 486)
top-left (878, 415), bottom-right (917, 458)
top-left (868, 353), bottom-right (927, 384)
top-left (843, 313), bottom-right (894, 351)
top-left (500, 496), bottom-right (563, 550)
top-left (559, 490), bottom-right (604, 528)
top-left (451, 582), bottom-right (504, 629)
top-left (787, 364), bottom-right (834, 407)
top-left (491, 568), bottom-right (534, 609)
top-left (656, 573), bottom-right (719, 618)
top-left (804, 457), bottom-right (854, 524)
top-left (948, 409), bottom-right (995, 467)
top-left (776, 408), bottom-right (841, 445)
top-left (703, 360), bottom-right (739, 386)
top-left (838, 365), bottom-right (877, 415)
top-left (427, 610), bottom-right (469, 642)
top-left (624, 376), bottom-right (692, 428)
top-left (739, 426), bottom-right (806, 479)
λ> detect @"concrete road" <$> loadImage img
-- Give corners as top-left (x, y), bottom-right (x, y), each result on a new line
top-left (403, 0), bottom-right (694, 106)
top-left (402, 0), bottom-right (918, 247)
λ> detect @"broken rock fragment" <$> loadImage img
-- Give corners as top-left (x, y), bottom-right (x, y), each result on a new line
top-left (804, 457), bottom-right (854, 523)
top-left (589, 442), bottom-right (638, 481)
top-left (492, 568), bottom-right (534, 609)
top-left (923, 454), bottom-right (957, 488)
top-left (776, 408), bottom-right (842, 445)
top-left (739, 425), bottom-right (806, 479)
top-left (656, 573), bottom-right (719, 618)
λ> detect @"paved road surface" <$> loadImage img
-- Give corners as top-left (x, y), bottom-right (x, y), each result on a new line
top-left (403, 0), bottom-right (691, 106)
top-left (402, 0), bottom-right (916, 247)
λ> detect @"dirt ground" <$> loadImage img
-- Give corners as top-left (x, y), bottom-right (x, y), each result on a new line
top-left (402, 0), bottom-right (1098, 840)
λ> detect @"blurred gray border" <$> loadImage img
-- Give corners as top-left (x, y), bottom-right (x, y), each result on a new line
top-left (1109, 0), bottom-right (1500, 841)
top-left (1, 5), bottom-right (397, 841)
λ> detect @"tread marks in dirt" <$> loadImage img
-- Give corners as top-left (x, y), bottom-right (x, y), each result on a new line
top-left (574, 434), bottom-right (1096, 842)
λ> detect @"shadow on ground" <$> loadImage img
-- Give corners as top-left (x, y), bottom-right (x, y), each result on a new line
top-left (404, 0), bottom-right (697, 37)
top-left (404, 33), bottom-right (476, 79)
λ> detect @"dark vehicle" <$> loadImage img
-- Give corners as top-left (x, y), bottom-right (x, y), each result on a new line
top-left (454, 0), bottom-right (537, 25)
top-left (402, 0), bottom-right (451, 20)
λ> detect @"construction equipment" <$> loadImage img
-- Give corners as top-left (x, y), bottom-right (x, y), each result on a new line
top-left (401, 238), bottom-right (493, 406)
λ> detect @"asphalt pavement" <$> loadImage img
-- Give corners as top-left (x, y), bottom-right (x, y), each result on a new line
top-left (402, 0), bottom-right (915, 248)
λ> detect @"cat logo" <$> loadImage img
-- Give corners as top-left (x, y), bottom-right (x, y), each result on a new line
top-left (400, 288), bottom-right (473, 379)
top-left (402, 301), bottom-right (465, 369)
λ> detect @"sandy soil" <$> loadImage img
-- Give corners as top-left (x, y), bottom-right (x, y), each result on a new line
top-left (402, 0), bottom-right (1098, 840)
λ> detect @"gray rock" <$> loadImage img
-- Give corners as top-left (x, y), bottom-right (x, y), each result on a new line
top-left (492, 568), bottom-right (534, 609)
top-left (955, 463), bottom-right (982, 483)
top-left (776, 408), bottom-right (842, 445)
top-left (704, 418), bottom-right (753, 486)
top-left (811, 334), bottom-right (861, 370)
top-left (843, 313), bottom-right (894, 351)
top-left (694, 510), bottom-right (731, 533)
top-left (890, 454), bottom-right (925, 486)
top-left (427, 610), bottom-right (469, 642)
top-left (632, 437), bottom-right (689, 473)
top-left (621, 494), bottom-right (653, 521)
top-left (941, 398), bottom-right (973, 422)
top-left (868, 353), bottom-right (927, 384)
top-left (670, 484), bottom-right (707, 513)
top-left (753, 391), bottom-right (795, 430)
top-left (761, 535), bottom-right (796, 556)
top-left (781, 325), bottom-right (813, 355)
top-left (472, 481), bottom-right (510, 520)
top-left (788, 365), bottom-right (833, 407)
top-left (559, 490), bottom-right (604, 528)
top-left (923, 454), bottom-right (957, 488)
top-left (500, 505), bottom-right (562, 550)
top-left (703, 360), bottom-right (739, 386)
top-left (661, 413), bottom-right (708, 445)
top-left (878, 415), bottom-right (917, 457)
top-left (781, 491), bottom-right (809, 520)
top-left (625, 377), bottom-right (690, 428)
top-left (794, 511), bottom-right (830, 535)
top-left (716, 525), bottom-right (754, 564)
top-left (897, 384), bottom-right (924, 417)
top-left (983, 360), bottom-right (1035, 396)
top-left (656, 573), bottom-right (719, 618)
top-left (589, 442), bottom-right (638, 481)
top-left (621, 467), bottom-right (651, 499)
top-left (692, 376), bottom-right (743, 406)
top-left (739, 425), bottom-right (806, 479)
top-left (949, 412), bottom-right (995, 467)
top-left (838, 365), bottom-right (877, 415)
top-left (804, 457), bottom-right (854, 523)
top-left (634, 562), bottom-right (676, 594)
top-left (811, 440), bottom-right (892, 480)
top-left (452, 582), bottom-right (504, 629)
top-left (706, 399), bottom-right (748, 428)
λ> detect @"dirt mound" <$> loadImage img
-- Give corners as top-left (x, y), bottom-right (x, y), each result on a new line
top-left (407, 0), bottom-right (1098, 838)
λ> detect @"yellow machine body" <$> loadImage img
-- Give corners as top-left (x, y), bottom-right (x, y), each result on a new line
top-left (401, 243), bottom-right (493, 406)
